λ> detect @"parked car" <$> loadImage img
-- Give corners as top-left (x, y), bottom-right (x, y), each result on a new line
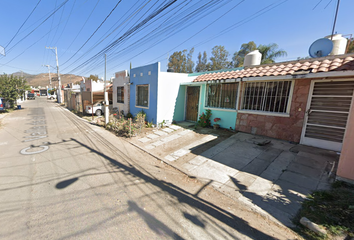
top-left (85, 101), bottom-right (104, 116)
top-left (47, 94), bottom-right (57, 100)
top-left (27, 93), bottom-right (35, 100)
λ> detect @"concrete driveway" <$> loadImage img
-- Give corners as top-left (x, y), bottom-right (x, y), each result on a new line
top-left (130, 122), bottom-right (339, 227)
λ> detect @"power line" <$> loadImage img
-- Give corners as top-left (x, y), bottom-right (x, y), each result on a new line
top-left (61, 0), bottom-right (149, 68)
top-left (61, 0), bottom-right (123, 66)
top-left (65, 0), bottom-right (179, 74)
top-left (5, 0), bottom-right (70, 55)
top-left (66, 0), bottom-right (227, 74)
top-left (60, 0), bottom-right (101, 58)
top-left (5, 0), bottom-right (42, 49)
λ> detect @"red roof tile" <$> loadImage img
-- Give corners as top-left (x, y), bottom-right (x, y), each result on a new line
top-left (193, 54), bottom-right (354, 82)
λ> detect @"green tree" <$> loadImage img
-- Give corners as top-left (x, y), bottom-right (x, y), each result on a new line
top-left (210, 45), bottom-right (229, 70)
top-left (168, 48), bottom-right (195, 73)
top-left (186, 47), bottom-right (195, 73)
top-left (0, 74), bottom-right (30, 107)
top-left (231, 41), bottom-right (287, 67)
top-left (88, 74), bottom-right (99, 82)
top-left (168, 50), bottom-right (187, 73)
top-left (195, 51), bottom-right (210, 72)
top-left (257, 43), bottom-right (287, 64)
top-left (231, 41), bottom-right (257, 67)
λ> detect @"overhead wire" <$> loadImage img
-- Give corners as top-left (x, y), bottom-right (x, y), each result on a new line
top-left (5, 0), bottom-right (70, 55)
top-left (0, 0), bottom-right (88, 71)
top-left (60, 0), bottom-right (101, 58)
top-left (76, 0), bottom-right (220, 74)
top-left (61, 0), bottom-right (152, 71)
top-left (96, 0), bottom-right (234, 73)
top-left (65, 0), bottom-right (179, 74)
top-left (61, 0), bottom-right (123, 66)
top-left (4, 0), bottom-right (42, 49)
top-left (49, 0), bottom-right (66, 45)
top-left (66, 0), bottom-right (230, 74)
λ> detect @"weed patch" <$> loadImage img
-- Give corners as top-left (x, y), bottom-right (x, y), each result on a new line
top-left (293, 181), bottom-right (354, 240)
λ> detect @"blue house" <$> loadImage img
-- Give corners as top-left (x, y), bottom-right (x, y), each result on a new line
top-left (129, 62), bottom-right (196, 125)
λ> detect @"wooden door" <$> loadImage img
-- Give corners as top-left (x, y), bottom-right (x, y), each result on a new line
top-left (301, 80), bottom-right (354, 151)
top-left (186, 86), bottom-right (200, 122)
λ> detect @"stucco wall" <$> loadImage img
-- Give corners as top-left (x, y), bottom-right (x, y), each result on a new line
top-left (235, 79), bottom-right (311, 142)
top-left (112, 70), bottom-right (130, 115)
top-left (173, 85), bottom-right (186, 122)
top-left (157, 72), bottom-right (194, 125)
top-left (337, 95), bottom-right (354, 183)
top-left (129, 62), bottom-right (159, 123)
top-left (199, 84), bottom-right (238, 130)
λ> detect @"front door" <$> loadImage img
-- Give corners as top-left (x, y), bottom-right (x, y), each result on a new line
top-left (186, 86), bottom-right (200, 122)
top-left (301, 80), bottom-right (354, 151)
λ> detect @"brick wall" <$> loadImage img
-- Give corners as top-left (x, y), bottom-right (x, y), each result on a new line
top-left (235, 79), bottom-right (311, 143)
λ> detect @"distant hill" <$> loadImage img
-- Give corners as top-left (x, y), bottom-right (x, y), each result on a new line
top-left (11, 72), bottom-right (83, 88)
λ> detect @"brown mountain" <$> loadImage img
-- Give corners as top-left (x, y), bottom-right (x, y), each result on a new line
top-left (11, 72), bottom-right (83, 88)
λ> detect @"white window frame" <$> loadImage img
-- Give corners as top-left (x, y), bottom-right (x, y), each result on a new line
top-left (238, 80), bottom-right (294, 117)
top-left (135, 84), bottom-right (149, 109)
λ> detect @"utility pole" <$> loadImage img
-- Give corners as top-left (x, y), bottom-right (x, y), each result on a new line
top-left (46, 47), bottom-right (62, 103)
top-left (104, 53), bottom-right (109, 125)
top-left (42, 65), bottom-right (52, 89)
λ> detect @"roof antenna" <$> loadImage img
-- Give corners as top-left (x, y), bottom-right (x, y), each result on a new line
top-left (330, 0), bottom-right (340, 41)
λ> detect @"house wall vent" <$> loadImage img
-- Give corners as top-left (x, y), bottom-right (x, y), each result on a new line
top-left (325, 34), bottom-right (348, 55)
top-left (244, 50), bottom-right (262, 67)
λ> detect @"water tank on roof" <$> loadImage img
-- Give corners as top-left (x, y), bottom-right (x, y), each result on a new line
top-left (244, 50), bottom-right (262, 67)
top-left (325, 34), bottom-right (348, 55)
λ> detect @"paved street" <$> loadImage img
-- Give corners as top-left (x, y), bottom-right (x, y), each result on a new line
top-left (0, 98), bottom-right (299, 240)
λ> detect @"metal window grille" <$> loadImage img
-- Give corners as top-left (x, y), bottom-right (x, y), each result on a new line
top-left (206, 82), bottom-right (238, 109)
top-left (137, 85), bottom-right (148, 107)
top-left (241, 81), bottom-right (292, 113)
top-left (117, 87), bottom-right (124, 103)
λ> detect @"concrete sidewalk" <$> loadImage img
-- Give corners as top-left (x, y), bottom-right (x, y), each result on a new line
top-left (129, 123), bottom-right (339, 227)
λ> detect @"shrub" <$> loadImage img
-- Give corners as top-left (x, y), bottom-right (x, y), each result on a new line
top-left (198, 109), bottom-right (212, 127)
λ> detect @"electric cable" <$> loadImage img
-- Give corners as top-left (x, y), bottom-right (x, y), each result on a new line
top-left (4, 0), bottom-right (42, 49)
top-left (61, 0), bottom-right (123, 66)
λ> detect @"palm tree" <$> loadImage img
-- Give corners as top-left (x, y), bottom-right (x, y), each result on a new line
top-left (257, 43), bottom-right (287, 64)
top-left (231, 42), bottom-right (287, 67)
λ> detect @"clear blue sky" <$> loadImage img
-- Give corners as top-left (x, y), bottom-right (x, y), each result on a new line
top-left (0, 0), bottom-right (352, 79)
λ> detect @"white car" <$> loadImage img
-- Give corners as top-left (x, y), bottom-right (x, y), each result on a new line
top-left (47, 94), bottom-right (57, 100)
top-left (85, 101), bottom-right (104, 116)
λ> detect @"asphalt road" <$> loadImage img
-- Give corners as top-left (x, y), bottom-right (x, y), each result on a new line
top-left (0, 98), bottom-right (290, 240)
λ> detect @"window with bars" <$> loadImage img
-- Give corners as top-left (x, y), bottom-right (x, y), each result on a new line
top-left (136, 85), bottom-right (149, 107)
top-left (241, 81), bottom-right (292, 113)
top-left (117, 86), bottom-right (124, 103)
top-left (206, 82), bottom-right (238, 109)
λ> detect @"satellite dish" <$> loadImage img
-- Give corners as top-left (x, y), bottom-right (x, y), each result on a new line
top-left (309, 38), bottom-right (333, 58)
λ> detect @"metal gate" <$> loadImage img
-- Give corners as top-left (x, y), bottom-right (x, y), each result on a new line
top-left (301, 80), bottom-right (354, 151)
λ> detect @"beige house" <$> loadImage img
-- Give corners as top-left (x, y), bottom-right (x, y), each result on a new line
top-left (112, 70), bottom-right (130, 115)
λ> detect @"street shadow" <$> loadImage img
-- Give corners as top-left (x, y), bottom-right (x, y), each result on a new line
top-left (56, 177), bottom-right (78, 189)
top-left (69, 137), bottom-right (277, 240)
top-left (183, 212), bottom-right (205, 228)
top-left (128, 200), bottom-right (184, 239)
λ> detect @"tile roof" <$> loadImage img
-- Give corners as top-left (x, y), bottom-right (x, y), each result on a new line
top-left (193, 54), bottom-right (354, 82)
